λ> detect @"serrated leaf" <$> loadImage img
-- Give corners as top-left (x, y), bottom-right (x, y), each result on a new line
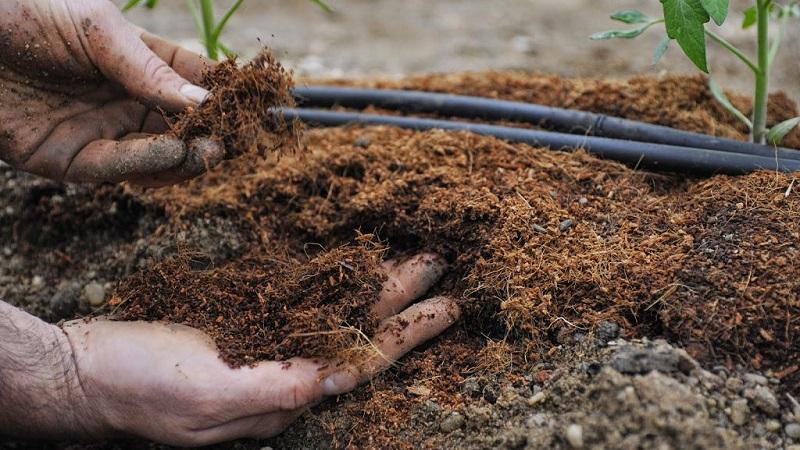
top-left (662, 0), bottom-right (710, 72)
top-left (611, 10), bottom-right (652, 24)
top-left (700, 0), bottom-right (729, 25)
top-left (767, 117), bottom-right (800, 145)
top-left (653, 35), bottom-right (671, 64)
top-left (742, 6), bottom-right (757, 28)
top-left (709, 78), bottom-right (752, 129)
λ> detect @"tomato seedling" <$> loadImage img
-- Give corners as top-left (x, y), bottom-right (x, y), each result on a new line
top-left (592, 0), bottom-right (800, 145)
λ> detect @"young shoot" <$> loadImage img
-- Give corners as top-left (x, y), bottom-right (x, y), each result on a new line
top-left (592, 0), bottom-right (800, 145)
top-left (124, 0), bottom-right (333, 62)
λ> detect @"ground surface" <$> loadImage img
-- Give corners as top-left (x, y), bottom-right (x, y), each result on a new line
top-left (2, 72), bottom-right (800, 449)
top-left (119, 0), bottom-right (800, 98)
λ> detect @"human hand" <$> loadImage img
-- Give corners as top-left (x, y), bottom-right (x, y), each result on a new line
top-left (0, 0), bottom-right (221, 186)
top-left (60, 253), bottom-right (458, 446)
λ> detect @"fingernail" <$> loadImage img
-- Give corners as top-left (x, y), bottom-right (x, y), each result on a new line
top-left (322, 372), bottom-right (357, 396)
top-left (179, 84), bottom-right (210, 105)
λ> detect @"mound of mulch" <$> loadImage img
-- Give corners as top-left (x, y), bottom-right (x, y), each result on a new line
top-left (171, 49), bottom-right (299, 159)
top-left (118, 72), bottom-right (799, 390)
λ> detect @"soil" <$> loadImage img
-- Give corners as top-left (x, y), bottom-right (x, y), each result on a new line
top-left (2, 72), bottom-right (800, 449)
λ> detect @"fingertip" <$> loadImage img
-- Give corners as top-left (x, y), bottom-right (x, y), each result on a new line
top-left (373, 253), bottom-right (448, 319)
top-left (180, 84), bottom-right (210, 106)
top-left (321, 371), bottom-right (358, 397)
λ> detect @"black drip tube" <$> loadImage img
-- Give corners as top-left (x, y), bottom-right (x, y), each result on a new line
top-left (293, 86), bottom-right (800, 162)
top-left (283, 108), bottom-right (800, 175)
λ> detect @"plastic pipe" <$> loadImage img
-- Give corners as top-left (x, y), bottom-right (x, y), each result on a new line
top-left (293, 86), bottom-right (800, 162)
top-left (283, 108), bottom-right (800, 175)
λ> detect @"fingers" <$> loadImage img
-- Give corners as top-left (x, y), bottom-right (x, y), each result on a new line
top-left (372, 253), bottom-right (447, 319)
top-left (187, 408), bottom-right (307, 445)
top-left (140, 32), bottom-right (214, 85)
top-left (61, 136), bottom-right (222, 184)
top-left (126, 138), bottom-right (224, 187)
top-left (321, 296), bottom-right (461, 396)
top-left (84, 7), bottom-right (208, 111)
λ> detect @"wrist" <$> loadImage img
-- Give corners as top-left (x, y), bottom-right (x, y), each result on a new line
top-left (0, 302), bottom-right (105, 439)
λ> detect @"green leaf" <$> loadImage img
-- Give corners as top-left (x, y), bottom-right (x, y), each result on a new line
top-left (309, 0), bottom-right (334, 13)
top-left (700, 0), bottom-right (729, 25)
top-left (122, 0), bottom-right (143, 11)
top-left (767, 117), bottom-right (800, 145)
top-left (742, 6), bottom-right (757, 28)
top-left (610, 10), bottom-right (652, 24)
top-left (709, 78), bottom-right (752, 129)
top-left (145, 0), bottom-right (158, 7)
top-left (653, 35), bottom-right (671, 64)
top-left (661, 0), bottom-right (710, 72)
top-left (591, 20), bottom-right (663, 40)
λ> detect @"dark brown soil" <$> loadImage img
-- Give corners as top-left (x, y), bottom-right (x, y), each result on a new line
top-left (172, 49), bottom-right (299, 159)
top-left (3, 71), bottom-right (799, 449)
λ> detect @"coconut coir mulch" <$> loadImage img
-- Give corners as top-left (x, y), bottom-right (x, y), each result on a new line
top-left (115, 72), bottom-right (799, 396)
top-left (171, 49), bottom-right (299, 159)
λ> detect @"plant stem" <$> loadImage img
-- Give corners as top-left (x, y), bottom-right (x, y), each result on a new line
top-left (705, 30), bottom-right (759, 74)
top-left (199, 0), bottom-right (217, 60)
top-left (751, 0), bottom-right (770, 144)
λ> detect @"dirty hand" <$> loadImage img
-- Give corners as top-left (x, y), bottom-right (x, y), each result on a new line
top-left (0, 0), bottom-right (220, 186)
top-left (55, 254), bottom-right (459, 446)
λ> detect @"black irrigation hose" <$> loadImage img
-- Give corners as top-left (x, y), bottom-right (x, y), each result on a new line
top-left (293, 86), bottom-right (800, 163)
top-left (283, 108), bottom-right (800, 175)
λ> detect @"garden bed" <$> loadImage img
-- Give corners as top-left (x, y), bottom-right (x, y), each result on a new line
top-left (1, 71), bottom-right (799, 449)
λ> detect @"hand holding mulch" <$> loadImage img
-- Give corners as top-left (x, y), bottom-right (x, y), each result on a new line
top-left (58, 254), bottom-right (459, 446)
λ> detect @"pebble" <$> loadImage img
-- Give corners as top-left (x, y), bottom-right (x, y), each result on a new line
top-left (84, 282), bottom-right (106, 307)
top-left (725, 377), bottom-right (744, 393)
top-left (565, 423), bottom-right (584, 448)
top-left (532, 224), bottom-right (547, 234)
top-left (765, 420), bottom-right (781, 432)
top-left (440, 412), bottom-right (465, 432)
top-left (746, 386), bottom-right (780, 417)
top-left (578, 197), bottom-right (588, 205)
top-left (30, 275), bottom-right (44, 289)
top-left (595, 321), bottom-right (619, 345)
top-left (743, 373), bottom-right (768, 386)
top-left (527, 391), bottom-right (547, 406)
top-left (353, 137), bottom-right (371, 148)
top-left (559, 219), bottom-right (574, 232)
top-left (786, 423), bottom-right (800, 439)
top-left (729, 399), bottom-right (749, 426)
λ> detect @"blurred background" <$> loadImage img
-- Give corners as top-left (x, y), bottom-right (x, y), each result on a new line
top-left (120, 0), bottom-right (799, 98)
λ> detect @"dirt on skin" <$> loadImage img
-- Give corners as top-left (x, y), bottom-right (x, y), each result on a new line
top-left (2, 72), bottom-right (800, 449)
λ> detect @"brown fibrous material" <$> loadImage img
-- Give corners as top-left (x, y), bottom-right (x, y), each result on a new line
top-left (171, 49), bottom-right (300, 159)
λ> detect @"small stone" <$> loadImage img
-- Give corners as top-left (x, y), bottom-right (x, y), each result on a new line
top-left (31, 275), bottom-right (44, 289)
top-left (578, 197), bottom-right (588, 205)
top-left (744, 373), bottom-right (768, 386)
top-left (532, 224), bottom-right (547, 234)
top-left (726, 377), bottom-right (744, 392)
top-left (527, 391), bottom-right (547, 406)
top-left (595, 321), bottom-right (619, 345)
top-left (565, 424), bottom-right (584, 448)
top-left (440, 412), bottom-right (465, 432)
top-left (559, 219), bottom-right (574, 232)
top-left (765, 420), bottom-right (781, 432)
top-left (729, 399), bottom-right (749, 426)
top-left (747, 386), bottom-right (780, 417)
top-left (786, 423), bottom-right (800, 439)
top-left (353, 137), bottom-right (371, 148)
top-left (84, 282), bottom-right (106, 307)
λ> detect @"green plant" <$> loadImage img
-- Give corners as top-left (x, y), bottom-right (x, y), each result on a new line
top-left (592, 1), bottom-right (800, 145)
top-left (124, 0), bottom-right (332, 61)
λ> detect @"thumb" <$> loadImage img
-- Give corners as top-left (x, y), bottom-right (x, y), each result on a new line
top-left (83, 6), bottom-right (209, 112)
